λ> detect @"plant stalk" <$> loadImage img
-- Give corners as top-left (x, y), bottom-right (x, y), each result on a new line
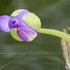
top-left (38, 28), bottom-right (70, 42)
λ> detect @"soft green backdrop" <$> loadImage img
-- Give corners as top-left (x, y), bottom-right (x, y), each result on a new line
top-left (0, 0), bottom-right (70, 70)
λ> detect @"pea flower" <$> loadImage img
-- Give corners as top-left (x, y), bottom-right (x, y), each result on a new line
top-left (0, 9), bottom-right (70, 42)
top-left (0, 9), bottom-right (38, 42)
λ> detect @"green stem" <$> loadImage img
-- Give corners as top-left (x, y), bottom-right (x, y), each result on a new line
top-left (38, 28), bottom-right (70, 42)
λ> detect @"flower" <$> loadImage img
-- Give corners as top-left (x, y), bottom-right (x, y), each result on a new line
top-left (9, 17), bottom-right (37, 42)
top-left (0, 9), bottom-right (40, 42)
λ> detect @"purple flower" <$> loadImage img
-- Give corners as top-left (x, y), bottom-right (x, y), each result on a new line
top-left (9, 17), bottom-right (37, 42)
top-left (0, 9), bottom-right (37, 42)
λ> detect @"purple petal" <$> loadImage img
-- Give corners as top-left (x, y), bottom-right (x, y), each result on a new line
top-left (8, 17), bottom-right (27, 29)
top-left (9, 9), bottom-right (31, 29)
top-left (17, 26), bottom-right (37, 42)
top-left (17, 9), bottom-right (30, 18)
top-left (0, 15), bottom-right (10, 32)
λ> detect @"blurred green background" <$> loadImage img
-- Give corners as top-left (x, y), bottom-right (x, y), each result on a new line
top-left (0, 0), bottom-right (70, 70)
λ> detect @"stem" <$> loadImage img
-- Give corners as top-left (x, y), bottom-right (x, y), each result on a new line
top-left (38, 28), bottom-right (70, 42)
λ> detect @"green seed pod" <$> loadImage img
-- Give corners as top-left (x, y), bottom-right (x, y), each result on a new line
top-left (22, 13), bottom-right (41, 31)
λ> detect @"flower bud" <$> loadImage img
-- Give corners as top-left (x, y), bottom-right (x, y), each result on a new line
top-left (0, 9), bottom-right (40, 42)
top-left (9, 15), bottom-right (37, 42)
